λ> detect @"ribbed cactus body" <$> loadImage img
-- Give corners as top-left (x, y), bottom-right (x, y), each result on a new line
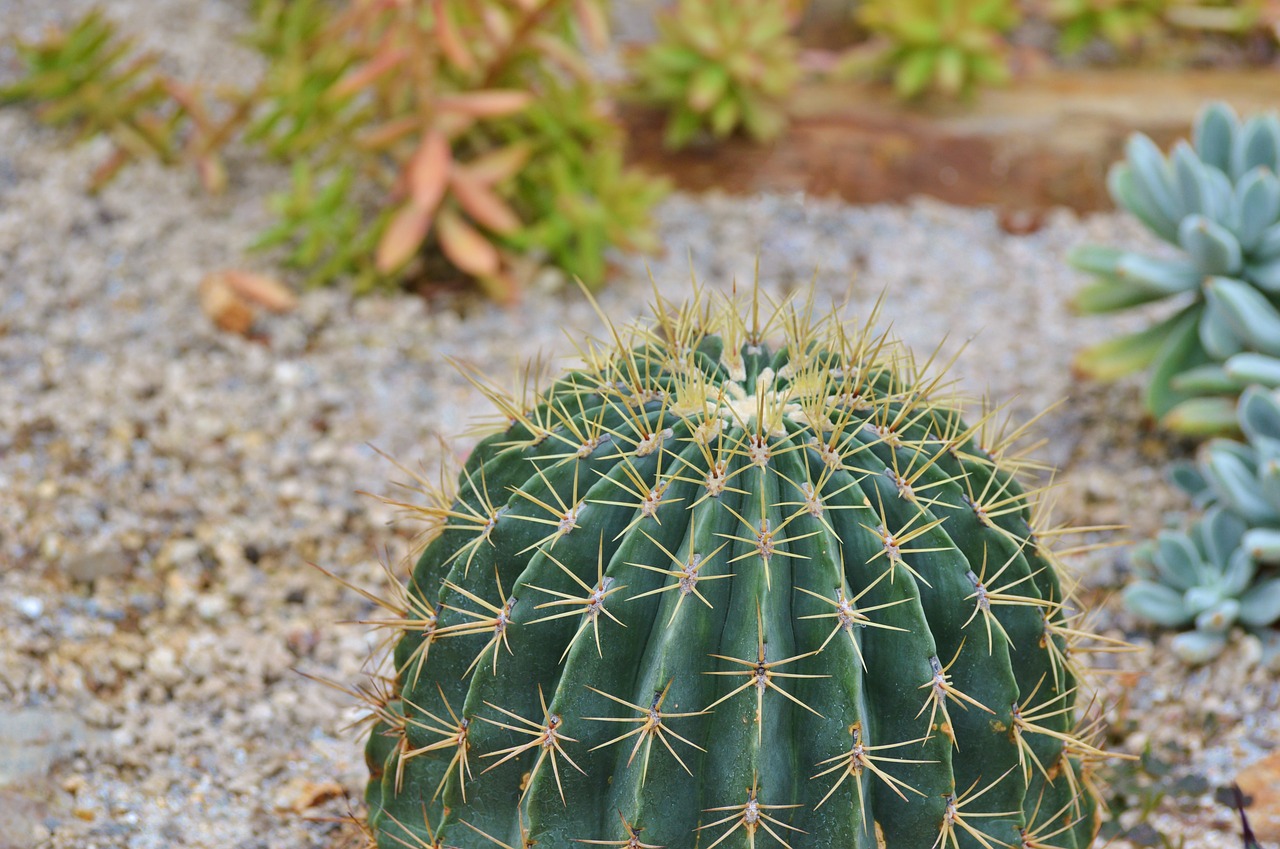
top-left (361, 291), bottom-right (1102, 849)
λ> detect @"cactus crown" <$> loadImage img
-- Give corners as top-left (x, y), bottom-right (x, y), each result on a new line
top-left (350, 284), bottom-right (1109, 849)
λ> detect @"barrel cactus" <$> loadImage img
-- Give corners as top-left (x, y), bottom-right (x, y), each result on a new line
top-left (352, 286), bottom-right (1107, 849)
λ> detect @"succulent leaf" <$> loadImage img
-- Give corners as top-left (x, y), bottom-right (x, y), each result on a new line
top-left (1169, 629), bottom-right (1228, 664)
top-left (1194, 102), bottom-right (1238, 173)
top-left (1124, 582), bottom-right (1193, 627)
top-left (1226, 353), bottom-right (1280, 388)
top-left (1240, 578), bottom-right (1280, 626)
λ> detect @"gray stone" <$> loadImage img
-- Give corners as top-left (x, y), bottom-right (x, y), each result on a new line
top-left (0, 710), bottom-right (90, 787)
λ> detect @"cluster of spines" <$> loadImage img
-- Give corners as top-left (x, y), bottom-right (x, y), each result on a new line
top-left (326, 284), bottom-right (1121, 849)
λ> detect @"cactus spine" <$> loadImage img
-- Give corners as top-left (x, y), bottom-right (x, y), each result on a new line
top-left (352, 285), bottom-right (1109, 849)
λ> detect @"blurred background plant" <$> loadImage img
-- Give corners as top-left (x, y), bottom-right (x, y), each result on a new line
top-left (1165, 0), bottom-right (1280, 43)
top-left (0, 9), bottom-right (250, 193)
top-left (853, 0), bottom-right (1020, 99)
top-left (628, 0), bottom-right (802, 148)
top-left (1069, 103), bottom-right (1280, 436)
top-left (1, 0), bottom-right (665, 298)
top-left (1044, 0), bottom-right (1170, 55)
top-left (1125, 386), bottom-right (1280, 665)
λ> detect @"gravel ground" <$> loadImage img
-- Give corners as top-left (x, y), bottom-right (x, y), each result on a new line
top-left (2, 2), bottom-right (1278, 849)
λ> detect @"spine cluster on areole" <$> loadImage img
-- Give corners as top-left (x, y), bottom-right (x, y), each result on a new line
top-left (325, 284), bottom-right (1124, 849)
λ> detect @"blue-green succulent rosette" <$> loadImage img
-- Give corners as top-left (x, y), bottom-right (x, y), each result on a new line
top-left (1071, 103), bottom-right (1280, 436)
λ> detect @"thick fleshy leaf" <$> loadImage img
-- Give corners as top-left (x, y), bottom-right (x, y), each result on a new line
top-left (1074, 308), bottom-right (1194, 381)
top-left (1231, 115), bottom-right (1280, 181)
top-left (687, 65), bottom-right (728, 113)
top-left (1255, 222), bottom-right (1280, 260)
top-left (1109, 163), bottom-right (1179, 243)
top-left (1239, 578), bottom-right (1280, 626)
top-left (1154, 530), bottom-right (1206, 591)
top-left (1170, 460), bottom-right (1209, 499)
top-left (1194, 599), bottom-right (1240, 633)
top-left (1200, 507), bottom-right (1248, 567)
top-left (1185, 584), bottom-right (1224, 615)
top-left (1179, 216), bottom-right (1243, 275)
top-left (375, 202), bottom-right (432, 273)
top-left (1244, 529), bottom-right (1280, 565)
top-left (1126, 133), bottom-right (1181, 222)
top-left (1220, 547), bottom-right (1256, 598)
top-left (435, 0), bottom-right (476, 74)
top-left (573, 0), bottom-right (610, 51)
top-left (331, 49), bottom-right (407, 99)
top-left (465, 143), bottom-right (533, 186)
top-left (1233, 167), bottom-right (1280, 252)
top-left (1072, 276), bottom-right (1170, 314)
top-left (1123, 581), bottom-right (1193, 627)
top-left (894, 49), bottom-right (936, 99)
top-left (1067, 244), bottom-right (1124, 275)
top-left (1246, 258), bottom-right (1280, 293)
top-left (1225, 352), bottom-right (1280, 388)
top-left (1239, 385), bottom-right (1280, 446)
top-left (436, 90), bottom-right (534, 119)
top-left (407, 130), bottom-right (451, 213)
top-left (1173, 141), bottom-right (1210, 218)
top-left (1170, 364), bottom-right (1243, 395)
top-left (1162, 396), bottom-right (1243, 439)
top-left (1193, 101), bottom-right (1237, 173)
top-left (1169, 630), bottom-right (1228, 665)
top-left (437, 206), bottom-right (501, 277)
top-left (1146, 305), bottom-right (1212, 420)
top-left (1204, 444), bottom-right (1276, 523)
top-left (1199, 294), bottom-right (1246, 360)
top-left (1115, 253), bottom-right (1202, 295)
top-left (1204, 277), bottom-right (1280, 356)
top-left (449, 167), bottom-right (521, 235)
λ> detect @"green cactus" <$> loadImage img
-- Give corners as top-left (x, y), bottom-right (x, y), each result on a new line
top-left (345, 286), bottom-right (1110, 849)
top-left (630, 0), bottom-right (801, 149)
top-left (1127, 386), bottom-right (1280, 663)
top-left (1069, 102), bottom-right (1280, 436)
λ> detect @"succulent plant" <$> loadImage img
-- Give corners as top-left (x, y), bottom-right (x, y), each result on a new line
top-left (4, 0), bottom-right (662, 298)
top-left (857, 0), bottom-right (1020, 99)
top-left (630, 0), bottom-right (801, 149)
top-left (1126, 386), bottom-right (1280, 663)
top-left (1069, 102), bottom-right (1280, 436)
top-left (0, 9), bottom-right (245, 193)
top-left (339, 285), bottom-right (1111, 849)
top-left (1045, 0), bottom-right (1169, 55)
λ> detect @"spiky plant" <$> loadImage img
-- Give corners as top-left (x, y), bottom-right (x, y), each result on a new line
top-left (337, 284), bottom-right (1115, 849)
top-left (1069, 102), bottom-right (1280, 436)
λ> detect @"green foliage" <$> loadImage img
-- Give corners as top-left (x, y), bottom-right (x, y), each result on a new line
top-left (1047, 0), bottom-right (1169, 55)
top-left (0, 9), bottom-right (244, 192)
top-left (1164, 0), bottom-right (1280, 42)
top-left (858, 0), bottom-right (1020, 99)
top-left (245, 0), bottom-right (665, 297)
top-left (630, 0), bottom-right (801, 149)
top-left (343, 285), bottom-right (1109, 849)
top-left (1127, 386), bottom-right (1280, 663)
top-left (1, 1), bottom-right (665, 298)
top-left (1070, 103), bottom-right (1280, 435)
